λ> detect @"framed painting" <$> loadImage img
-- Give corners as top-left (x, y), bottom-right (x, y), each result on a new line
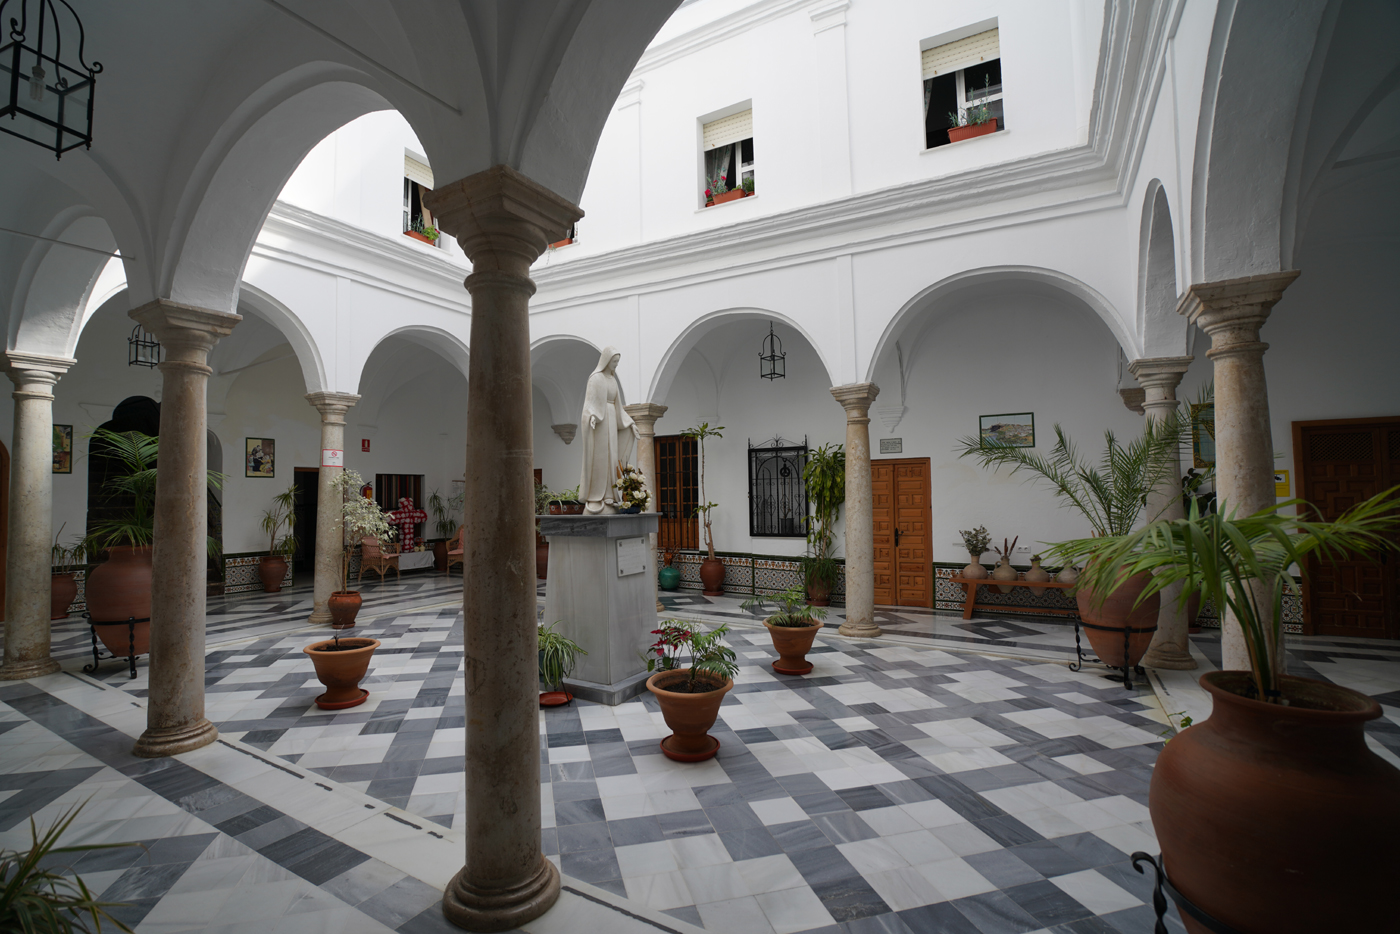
top-left (246, 438), bottom-right (275, 478)
top-left (979, 413), bottom-right (1035, 448)
top-left (53, 424), bottom-right (72, 473)
top-left (1191, 403), bottom-right (1215, 468)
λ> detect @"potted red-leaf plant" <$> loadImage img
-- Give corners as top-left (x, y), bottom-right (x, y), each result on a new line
top-left (683, 422), bottom-right (726, 595)
top-left (645, 621), bottom-right (738, 762)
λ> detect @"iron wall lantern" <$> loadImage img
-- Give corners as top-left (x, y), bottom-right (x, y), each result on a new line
top-left (0, 0), bottom-right (101, 159)
top-left (128, 325), bottom-right (160, 368)
top-left (759, 322), bottom-right (785, 380)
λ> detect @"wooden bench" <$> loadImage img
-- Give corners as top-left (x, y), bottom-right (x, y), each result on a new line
top-left (947, 575), bottom-right (1076, 620)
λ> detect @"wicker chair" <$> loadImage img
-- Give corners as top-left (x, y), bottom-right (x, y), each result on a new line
top-left (446, 527), bottom-right (464, 574)
top-left (359, 536), bottom-right (400, 583)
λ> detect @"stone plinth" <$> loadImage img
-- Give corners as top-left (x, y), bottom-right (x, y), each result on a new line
top-left (542, 513), bottom-right (659, 705)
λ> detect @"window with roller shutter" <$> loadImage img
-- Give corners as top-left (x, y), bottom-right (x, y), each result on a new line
top-left (700, 107), bottom-right (755, 205)
top-left (402, 152), bottom-right (441, 246)
top-left (921, 26), bottom-right (1005, 149)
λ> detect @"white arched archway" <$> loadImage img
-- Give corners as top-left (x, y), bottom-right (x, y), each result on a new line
top-left (354, 325), bottom-right (470, 427)
top-left (8, 212), bottom-right (119, 357)
top-left (1138, 181), bottom-right (1183, 357)
top-left (235, 284), bottom-right (329, 394)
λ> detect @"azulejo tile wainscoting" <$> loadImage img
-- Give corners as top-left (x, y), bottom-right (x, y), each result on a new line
top-left (663, 551), bottom-right (848, 606)
top-left (223, 552), bottom-right (296, 595)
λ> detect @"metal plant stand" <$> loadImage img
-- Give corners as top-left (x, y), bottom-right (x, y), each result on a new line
top-left (82, 614), bottom-right (148, 679)
top-left (1131, 852), bottom-right (1242, 934)
top-left (1070, 618), bottom-right (1149, 690)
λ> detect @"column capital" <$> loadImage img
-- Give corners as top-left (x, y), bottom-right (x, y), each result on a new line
top-left (831, 382), bottom-right (880, 417)
top-left (424, 165), bottom-right (582, 278)
top-left (551, 423), bottom-right (577, 445)
top-left (131, 300), bottom-right (241, 347)
top-left (305, 391), bottom-right (360, 423)
top-left (6, 351), bottom-right (75, 397)
top-left (1177, 270), bottom-right (1300, 348)
top-left (623, 402), bottom-right (668, 430)
top-left (1129, 355), bottom-right (1194, 397)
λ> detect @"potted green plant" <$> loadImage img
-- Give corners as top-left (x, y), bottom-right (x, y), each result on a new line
top-left (538, 621), bottom-right (587, 706)
top-left (258, 484), bottom-right (297, 593)
top-left (683, 422), bottom-right (725, 595)
top-left (742, 587), bottom-right (827, 674)
top-left (405, 218), bottom-right (440, 245)
top-left (615, 464), bottom-right (650, 513)
top-left (1048, 491), bottom-right (1400, 933)
top-left (958, 525), bottom-right (991, 580)
top-left (799, 443), bottom-right (844, 606)
top-left (547, 485), bottom-right (585, 516)
top-left (534, 482), bottom-right (554, 579)
top-left (328, 469), bottom-right (395, 628)
top-left (947, 76), bottom-right (998, 142)
top-left (428, 487), bottom-right (464, 570)
top-left (645, 621), bottom-right (738, 762)
top-left (741, 176), bottom-right (755, 196)
top-left (49, 525), bottom-right (85, 620)
top-left (302, 629), bottom-right (382, 709)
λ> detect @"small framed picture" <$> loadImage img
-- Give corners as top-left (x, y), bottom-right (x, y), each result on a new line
top-left (53, 424), bottom-right (73, 474)
top-left (1191, 403), bottom-right (1215, 468)
top-left (979, 413), bottom-right (1035, 448)
top-left (246, 438), bottom-right (275, 478)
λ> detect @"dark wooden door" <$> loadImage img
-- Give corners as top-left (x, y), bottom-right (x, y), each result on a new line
top-left (872, 458), bottom-right (932, 608)
top-left (655, 435), bottom-right (698, 551)
top-left (1295, 418), bottom-right (1399, 638)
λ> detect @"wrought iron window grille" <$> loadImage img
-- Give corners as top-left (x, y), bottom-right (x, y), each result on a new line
top-left (0, 0), bottom-right (102, 159)
top-left (748, 436), bottom-right (807, 537)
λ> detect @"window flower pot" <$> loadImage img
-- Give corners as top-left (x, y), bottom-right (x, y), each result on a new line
top-left (329, 590), bottom-right (362, 629)
top-left (258, 555), bottom-right (288, 593)
top-left (303, 637), bottom-right (380, 709)
top-left (404, 230), bottom-right (438, 245)
top-left (647, 668), bottom-right (733, 762)
top-left (764, 618), bottom-right (822, 675)
top-left (51, 572), bottom-right (78, 620)
top-left (948, 118), bottom-right (998, 143)
top-left (711, 189), bottom-right (746, 205)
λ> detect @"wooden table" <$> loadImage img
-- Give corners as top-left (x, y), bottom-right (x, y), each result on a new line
top-left (947, 576), bottom-right (1075, 620)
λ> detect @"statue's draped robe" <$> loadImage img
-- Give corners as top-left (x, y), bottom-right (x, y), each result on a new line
top-left (579, 346), bottom-right (637, 512)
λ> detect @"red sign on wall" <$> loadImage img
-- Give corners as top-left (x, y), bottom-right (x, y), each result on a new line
top-left (361, 439), bottom-right (371, 452)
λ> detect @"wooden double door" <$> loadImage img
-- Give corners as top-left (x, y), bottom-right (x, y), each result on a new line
top-left (1295, 417), bottom-right (1400, 638)
top-left (872, 458), bottom-right (932, 608)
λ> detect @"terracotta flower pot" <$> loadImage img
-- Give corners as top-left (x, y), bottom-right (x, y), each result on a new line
top-left (991, 557), bottom-right (1018, 594)
top-left (699, 557), bottom-right (725, 596)
top-left (1151, 671), bottom-right (1400, 933)
top-left (329, 590), bottom-right (362, 629)
top-left (433, 540), bottom-right (448, 571)
top-left (764, 617), bottom-right (822, 675)
top-left (1075, 569), bottom-right (1159, 669)
top-left (712, 189), bottom-right (746, 205)
top-left (1186, 590), bottom-right (1203, 634)
top-left (948, 118), bottom-right (997, 143)
top-left (50, 572), bottom-right (78, 620)
top-left (258, 555), bottom-right (288, 593)
top-left (536, 541), bottom-right (549, 580)
top-left (86, 545), bottom-right (153, 623)
top-left (962, 559), bottom-right (988, 580)
top-left (303, 637), bottom-right (380, 709)
top-left (647, 668), bottom-right (733, 761)
top-left (805, 577), bottom-right (832, 607)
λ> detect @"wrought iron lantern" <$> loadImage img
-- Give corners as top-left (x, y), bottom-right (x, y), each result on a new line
top-left (128, 325), bottom-right (160, 368)
top-left (759, 322), bottom-right (785, 380)
top-left (0, 0), bottom-right (102, 159)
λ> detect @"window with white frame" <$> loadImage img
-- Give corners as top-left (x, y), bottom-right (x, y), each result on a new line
top-left (403, 152), bottom-right (441, 246)
top-left (701, 108), bottom-right (755, 204)
top-left (922, 27), bottom-right (1004, 149)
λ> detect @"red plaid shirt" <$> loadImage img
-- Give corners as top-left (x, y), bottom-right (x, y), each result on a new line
top-left (388, 497), bottom-right (427, 550)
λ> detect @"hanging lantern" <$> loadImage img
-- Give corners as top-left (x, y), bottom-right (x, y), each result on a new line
top-left (0, 0), bottom-right (102, 159)
top-left (759, 322), bottom-right (785, 381)
top-left (128, 324), bottom-right (160, 368)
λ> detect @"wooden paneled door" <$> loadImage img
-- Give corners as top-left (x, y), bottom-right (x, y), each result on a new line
top-left (872, 458), bottom-right (932, 608)
top-left (1294, 417), bottom-right (1400, 638)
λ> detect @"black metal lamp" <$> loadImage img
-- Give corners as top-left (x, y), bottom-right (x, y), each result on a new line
top-left (128, 325), bottom-right (160, 368)
top-left (0, 0), bottom-right (102, 159)
top-left (759, 322), bottom-right (785, 380)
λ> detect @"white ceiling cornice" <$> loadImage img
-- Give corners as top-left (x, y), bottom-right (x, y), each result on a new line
top-left (635, 0), bottom-right (825, 74)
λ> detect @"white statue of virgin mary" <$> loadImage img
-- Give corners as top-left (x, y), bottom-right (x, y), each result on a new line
top-left (579, 346), bottom-right (639, 514)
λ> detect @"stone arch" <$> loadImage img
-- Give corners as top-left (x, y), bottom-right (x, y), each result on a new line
top-left (7, 211), bottom-right (119, 357)
top-left (531, 335), bottom-right (601, 426)
top-left (1138, 181), bottom-right (1183, 356)
top-left (354, 325), bottom-right (470, 427)
top-left (233, 284), bottom-right (328, 395)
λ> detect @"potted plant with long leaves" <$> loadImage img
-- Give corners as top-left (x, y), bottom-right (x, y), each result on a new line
top-left (1047, 490), bottom-right (1400, 934)
top-left (547, 485), bottom-right (585, 516)
top-left (258, 484), bottom-right (297, 593)
top-left (742, 586), bottom-right (827, 674)
top-left (538, 621), bottom-right (587, 706)
top-left (645, 621), bottom-right (738, 761)
top-left (534, 482), bottom-right (554, 579)
top-left (50, 525), bottom-right (85, 620)
top-left (327, 469), bottom-right (395, 628)
top-left (302, 628), bottom-right (382, 710)
top-left (947, 76), bottom-right (998, 142)
top-left (428, 487), bottom-right (464, 571)
top-left (800, 443), bottom-right (844, 606)
top-left (958, 402), bottom-right (1194, 671)
top-left (683, 422), bottom-right (726, 595)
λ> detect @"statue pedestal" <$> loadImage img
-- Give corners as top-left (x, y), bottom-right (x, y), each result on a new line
top-left (542, 513), bottom-right (659, 705)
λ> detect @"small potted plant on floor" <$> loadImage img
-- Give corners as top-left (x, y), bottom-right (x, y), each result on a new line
top-left (800, 442), bottom-right (844, 606)
top-left (683, 421), bottom-right (726, 595)
top-left (258, 484), bottom-right (297, 593)
top-left (538, 621), bottom-right (587, 706)
top-left (428, 487), bottom-right (464, 570)
top-left (742, 586), bottom-right (827, 674)
top-left (645, 621), bottom-right (738, 762)
top-left (302, 629), bottom-right (381, 709)
top-left (616, 464), bottom-right (650, 514)
top-left (328, 469), bottom-right (395, 628)
top-left (49, 526), bottom-right (84, 620)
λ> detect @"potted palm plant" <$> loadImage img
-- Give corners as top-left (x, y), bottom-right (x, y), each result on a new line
top-left (428, 487), bottom-right (464, 570)
top-left (258, 484), bottom-right (297, 592)
top-left (683, 422), bottom-right (725, 595)
top-left (800, 443), bottom-right (844, 606)
top-left (328, 469), bottom-right (395, 628)
top-left (49, 526), bottom-right (84, 620)
top-left (302, 629), bottom-right (382, 709)
top-left (538, 621), bottom-right (587, 706)
top-left (645, 621), bottom-right (738, 762)
top-left (1049, 491), bottom-right (1400, 934)
top-left (742, 587), bottom-right (827, 674)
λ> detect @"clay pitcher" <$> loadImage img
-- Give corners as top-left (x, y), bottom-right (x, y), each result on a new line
top-left (1025, 556), bottom-right (1051, 596)
top-left (991, 556), bottom-right (1018, 593)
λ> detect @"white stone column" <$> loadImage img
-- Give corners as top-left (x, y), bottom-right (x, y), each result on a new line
top-left (424, 166), bottom-right (580, 932)
top-left (0, 353), bottom-right (74, 680)
top-left (625, 402), bottom-right (667, 612)
top-left (1131, 356), bottom-right (1197, 671)
top-left (1179, 271), bottom-right (1299, 671)
top-left (831, 383), bottom-right (881, 638)
top-left (130, 301), bottom-right (240, 758)
top-left (305, 392), bottom-right (359, 626)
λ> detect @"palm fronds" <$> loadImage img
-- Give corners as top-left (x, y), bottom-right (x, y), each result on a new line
top-left (85, 429), bottom-right (223, 554)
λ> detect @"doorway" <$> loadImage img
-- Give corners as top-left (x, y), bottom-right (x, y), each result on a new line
top-left (1294, 417), bottom-right (1399, 639)
top-left (655, 434), bottom-right (699, 551)
top-left (872, 457), bottom-right (932, 608)
top-left (293, 468), bottom-right (319, 574)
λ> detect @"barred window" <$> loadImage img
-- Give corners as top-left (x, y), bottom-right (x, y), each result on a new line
top-left (748, 438), bottom-right (808, 537)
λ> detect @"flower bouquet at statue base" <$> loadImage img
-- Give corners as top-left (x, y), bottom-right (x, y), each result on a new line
top-left (615, 464), bottom-right (650, 514)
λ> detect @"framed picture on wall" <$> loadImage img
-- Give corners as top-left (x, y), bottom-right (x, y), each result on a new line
top-left (53, 424), bottom-right (73, 473)
top-left (979, 413), bottom-right (1035, 448)
top-left (246, 438), bottom-right (275, 478)
top-left (1191, 403), bottom-right (1215, 468)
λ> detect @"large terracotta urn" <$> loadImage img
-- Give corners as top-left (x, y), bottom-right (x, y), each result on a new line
top-left (699, 557), bottom-right (725, 596)
top-left (1151, 671), bottom-right (1400, 933)
top-left (647, 668), bottom-right (732, 762)
top-left (50, 573), bottom-right (78, 620)
top-left (85, 545), bottom-right (154, 659)
top-left (329, 591), bottom-right (362, 629)
top-left (258, 555), bottom-right (288, 593)
top-left (1075, 569), bottom-right (1158, 669)
top-left (805, 578), bottom-right (832, 607)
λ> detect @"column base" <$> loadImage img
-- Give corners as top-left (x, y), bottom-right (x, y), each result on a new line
top-left (838, 622), bottom-right (882, 639)
top-left (308, 606), bottom-right (333, 627)
top-left (0, 657), bottom-right (61, 681)
top-left (1142, 645), bottom-right (1198, 670)
top-left (132, 718), bottom-right (219, 758)
top-left (443, 854), bottom-right (559, 932)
